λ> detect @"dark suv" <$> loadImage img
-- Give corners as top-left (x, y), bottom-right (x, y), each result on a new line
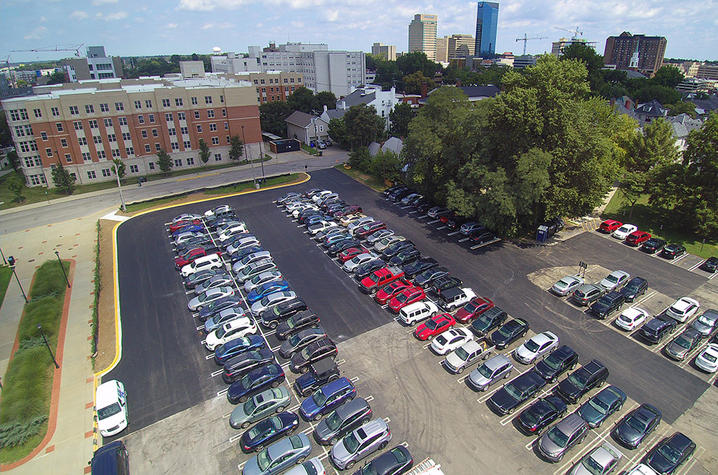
top-left (90, 441), bottom-right (129, 474)
top-left (470, 306), bottom-right (507, 338)
top-left (534, 345), bottom-right (579, 382)
top-left (570, 284), bottom-right (604, 306)
top-left (294, 357), bottom-right (340, 396)
top-left (620, 277), bottom-right (648, 302)
top-left (589, 291), bottom-right (626, 319)
top-left (556, 360), bottom-right (609, 404)
top-left (639, 316), bottom-right (677, 344)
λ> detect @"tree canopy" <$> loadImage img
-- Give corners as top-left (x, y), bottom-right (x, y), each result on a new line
top-left (259, 101), bottom-right (292, 137)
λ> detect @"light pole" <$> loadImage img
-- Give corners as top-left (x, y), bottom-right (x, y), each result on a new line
top-left (113, 163), bottom-right (126, 212)
top-left (37, 324), bottom-right (59, 369)
top-left (259, 137), bottom-right (265, 183)
top-left (7, 256), bottom-right (28, 303)
top-left (54, 250), bottom-right (70, 288)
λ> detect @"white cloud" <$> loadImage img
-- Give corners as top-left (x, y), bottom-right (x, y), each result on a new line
top-left (325, 9), bottom-right (339, 22)
top-left (167, 23), bottom-right (179, 29)
top-left (105, 11), bottom-right (128, 21)
top-left (178, 0), bottom-right (328, 11)
top-left (92, 0), bottom-right (119, 5)
top-left (24, 26), bottom-right (47, 40)
top-left (70, 10), bottom-right (89, 20)
top-left (39, 16), bottom-right (47, 22)
top-left (201, 22), bottom-right (232, 30)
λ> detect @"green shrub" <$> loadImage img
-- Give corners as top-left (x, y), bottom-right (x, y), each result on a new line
top-left (0, 415), bottom-right (48, 448)
top-left (30, 260), bottom-right (69, 299)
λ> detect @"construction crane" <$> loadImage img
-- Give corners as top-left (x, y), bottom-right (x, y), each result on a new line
top-left (10, 44), bottom-right (84, 57)
top-left (515, 34), bottom-right (548, 55)
top-left (555, 26), bottom-right (583, 40)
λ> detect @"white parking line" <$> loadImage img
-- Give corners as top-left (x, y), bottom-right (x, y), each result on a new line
top-left (709, 272), bottom-right (718, 280)
top-left (673, 254), bottom-right (688, 263)
top-left (210, 369), bottom-right (223, 377)
top-left (436, 225), bottom-right (447, 230)
top-left (457, 237), bottom-right (469, 243)
top-left (688, 261), bottom-right (703, 271)
top-left (470, 238), bottom-right (501, 250)
top-left (197, 325), bottom-right (205, 331)
top-left (205, 353), bottom-right (215, 360)
top-left (447, 231), bottom-right (461, 236)
top-left (216, 388), bottom-right (228, 397)
top-left (426, 219), bottom-right (440, 224)
top-left (350, 376), bottom-right (360, 383)
top-left (383, 417), bottom-right (391, 423)
top-left (401, 205), bottom-right (412, 209)
top-left (365, 395), bottom-right (375, 402)
top-left (632, 291), bottom-right (657, 307)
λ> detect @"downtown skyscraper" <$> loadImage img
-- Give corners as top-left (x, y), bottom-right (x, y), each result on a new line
top-left (475, 2), bottom-right (499, 56)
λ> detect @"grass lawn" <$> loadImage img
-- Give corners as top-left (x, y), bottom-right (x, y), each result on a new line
top-left (602, 192), bottom-right (717, 259)
top-left (334, 165), bottom-right (388, 193)
top-left (0, 266), bottom-right (12, 309)
top-left (0, 260), bottom-right (69, 463)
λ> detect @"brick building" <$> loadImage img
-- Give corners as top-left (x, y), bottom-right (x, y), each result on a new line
top-left (1, 74), bottom-right (262, 187)
top-left (604, 32), bottom-right (667, 76)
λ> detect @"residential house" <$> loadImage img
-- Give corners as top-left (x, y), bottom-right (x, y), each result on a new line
top-left (635, 99), bottom-right (667, 125)
top-left (285, 111), bottom-right (329, 145)
top-left (666, 113), bottom-right (703, 151)
top-left (335, 84), bottom-right (399, 130)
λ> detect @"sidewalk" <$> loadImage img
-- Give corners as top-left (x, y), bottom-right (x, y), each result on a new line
top-left (0, 211), bottom-right (103, 473)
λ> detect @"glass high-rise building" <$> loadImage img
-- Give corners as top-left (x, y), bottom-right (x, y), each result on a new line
top-left (475, 2), bottom-right (499, 56)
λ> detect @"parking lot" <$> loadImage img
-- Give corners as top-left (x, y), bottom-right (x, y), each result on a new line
top-left (109, 168), bottom-right (714, 473)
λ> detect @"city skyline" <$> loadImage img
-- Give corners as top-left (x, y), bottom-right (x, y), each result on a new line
top-left (1, 0), bottom-right (716, 63)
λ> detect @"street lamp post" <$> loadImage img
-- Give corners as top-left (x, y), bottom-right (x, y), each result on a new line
top-left (113, 163), bottom-right (126, 212)
top-left (7, 256), bottom-right (28, 303)
top-left (54, 250), bottom-right (71, 288)
top-left (37, 324), bottom-right (60, 369)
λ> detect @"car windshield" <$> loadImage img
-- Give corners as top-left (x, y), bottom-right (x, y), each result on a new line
top-left (395, 293), bottom-right (409, 303)
top-left (325, 411), bottom-right (342, 430)
top-left (312, 390), bottom-right (327, 407)
top-left (256, 448), bottom-right (272, 471)
top-left (580, 455), bottom-right (605, 475)
top-left (260, 296), bottom-right (270, 306)
top-left (547, 427), bottom-right (569, 447)
top-left (477, 364), bottom-right (494, 379)
top-left (499, 324), bottom-right (517, 337)
top-left (522, 408), bottom-right (538, 426)
top-left (216, 326), bottom-right (228, 338)
top-left (97, 402), bottom-right (122, 420)
top-left (425, 319), bottom-right (438, 330)
top-left (702, 352), bottom-right (717, 363)
top-left (606, 275), bottom-right (618, 284)
top-left (674, 336), bottom-right (692, 349)
top-left (343, 432), bottom-right (360, 453)
top-left (243, 398), bottom-right (257, 414)
top-left (568, 371), bottom-right (588, 389)
top-left (524, 339), bottom-right (540, 352)
top-left (435, 335), bottom-right (447, 345)
top-left (288, 334), bottom-right (302, 346)
top-left (626, 415), bottom-right (648, 432)
top-left (455, 347), bottom-right (470, 361)
top-left (588, 397), bottom-right (610, 414)
top-left (697, 315), bottom-right (715, 327)
top-left (542, 353), bottom-right (561, 370)
top-left (555, 280), bottom-right (569, 289)
top-left (285, 318), bottom-right (297, 330)
top-left (248, 418), bottom-right (279, 440)
top-left (504, 384), bottom-right (521, 400)
top-left (658, 444), bottom-right (682, 463)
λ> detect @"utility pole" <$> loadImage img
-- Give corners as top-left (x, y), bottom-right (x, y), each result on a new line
top-left (113, 163), bottom-right (126, 211)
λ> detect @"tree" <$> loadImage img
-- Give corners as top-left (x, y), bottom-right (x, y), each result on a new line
top-left (369, 149), bottom-right (402, 184)
top-left (7, 175), bottom-right (25, 202)
top-left (560, 43), bottom-right (604, 94)
top-left (328, 118), bottom-right (350, 149)
top-left (665, 101), bottom-right (697, 118)
top-left (342, 104), bottom-right (386, 150)
top-left (259, 101), bottom-right (292, 137)
top-left (402, 71), bottom-right (434, 95)
top-left (198, 139), bottom-right (210, 164)
top-left (156, 149), bottom-right (172, 174)
top-left (287, 87), bottom-right (315, 114)
top-left (652, 66), bottom-right (684, 89)
top-left (111, 158), bottom-right (126, 178)
top-left (618, 171), bottom-right (647, 219)
top-left (51, 161), bottom-right (75, 194)
top-left (634, 84), bottom-right (681, 105)
top-left (0, 114), bottom-right (12, 147)
top-left (6, 150), bottom-right (20, 171)
top-left (229, 135), bottom-right (244, 162)
top-left (314, 91), bottom-right (336, 113)
top-left (396, 51), bottom-right (441, 79)
top-left (46, 70), bottom-right (67, 85)
top-left (389, 102), bottom-right (414, 138)
top-left (348, 147), bottom-right (372, 172)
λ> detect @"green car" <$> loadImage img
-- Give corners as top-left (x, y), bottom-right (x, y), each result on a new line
top-left (230, 386), bottom-right (290, 429)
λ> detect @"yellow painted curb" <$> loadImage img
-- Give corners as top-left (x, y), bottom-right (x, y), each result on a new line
top-left (176, 171), bottom-right (221, 182)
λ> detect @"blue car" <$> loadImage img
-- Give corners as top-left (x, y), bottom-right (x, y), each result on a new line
top-left (299, 377), bottom-right (356, 421)
top-left (239, 412), bottom-right (299, 454)
top-left (228, 363), bottom-right (286, 404)
top-left (215, 335), bottom-right (267, 365)
top-left (171, 224), bottom-right (204, 237)
top-left (229, 246), bottom-right (265, 263)
top-left (247, 281), bottom-right (291, 304)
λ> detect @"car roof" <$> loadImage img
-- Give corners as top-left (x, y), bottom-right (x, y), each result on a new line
top-left (531, 331), bottom-right (557, 345)
top-left (672, 297), bottom-right (698, 310)
top-left (96, 380), bottom-right (120, 404)
top-left (664, 431), bottom-right (693, 450)
top-left (483, 354), bottom-right (511, 371)
top-left (322, 377), bottom-right (353, 394)
top-left (555, 413), bottom-right (587, 433)
top-left (336, 397), bottom-right (370, 418)
top-left (354, 419), bottom-right (388, 440)
top-left (461, 340), bottom-right (484, 352)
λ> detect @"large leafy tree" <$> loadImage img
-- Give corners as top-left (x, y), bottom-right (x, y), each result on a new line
top-left (314, 91), bottom-right (336, 112)
top-left (287, 87), bottom-right (315, 114)
top-left (51, 161), bottom-right (75, 194)
top-left (402, 71), bottom-right (434, 95)
top-left (652, 66), bottom-right (684, 89)
top-left (560, 42), bottom-right (604, 95)
top-left (328, 118), bottom-right (350, 149)
top-left (342, 104), bottom-right (386, 150)
top-left (389, 102), bottom-right (414, 138)
top-left (229, 135), bottom-right (244, 161)
top-left (156, 149), bottom-right (172, 174)
top-left (259, 101), bottom-right (292, 137)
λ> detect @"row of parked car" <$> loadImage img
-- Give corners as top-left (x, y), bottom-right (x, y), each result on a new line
top-left (278, 187), bottom-right (699, 474)
top-left (549, 262), bottom-right (718, 371)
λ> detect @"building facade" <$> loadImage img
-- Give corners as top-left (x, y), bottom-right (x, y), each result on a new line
top-left (604, 32), bottom-right (667, 76)
top-left (475, 2), bottom-right (499, 57)
top-left (285, 111), bottom-right (329, 145)
top-left (371, 43), bottom-right (397, 61)
top-left (436, 37), bottom-right (450, 63)
top-left (335, 85), bottom-right (399, 130)
top-left (448, 34), bottom-right (475, 59)
top-left (63, 46), bottom-right (123, 82)
top-left (231, 71), bottom-right (304, 104)
top-left (1, 75), bottom-right (262, 187)
top-left (408, 14), bottom-right (438, 61)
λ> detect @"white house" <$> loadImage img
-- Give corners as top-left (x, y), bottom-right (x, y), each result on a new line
top-left (334, 84), bottom-right (399, 130)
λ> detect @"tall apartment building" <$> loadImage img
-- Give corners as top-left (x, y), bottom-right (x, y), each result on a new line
top-left (1, 73), bottom-right (261, 187)
top-left (551, 37), bottom-right (597, 57)
top-left (436, 37), bottom-right (450, 62)
top-left (604, 32), bottom-right (667, 76)
top-left (371, 43), bottom-right (397, 61)
top-left (475, 2), bottom-right (499, 57)
top-left (408, 14), bottom-right (438, 61)
top-left (448, 34), bottom-right (475, 59)
top-left (62, 46), bottom-right (123, 82)
top-left (233, 71), bottom-right (304, 104)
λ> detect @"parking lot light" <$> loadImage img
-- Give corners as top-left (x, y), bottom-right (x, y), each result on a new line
top-left (37, 324), bottom-right (60, 369)
top-left (54, 250), bottom-right (71, 288)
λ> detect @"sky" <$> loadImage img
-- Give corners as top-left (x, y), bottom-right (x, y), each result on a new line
top-left (1, 0), bottom-right (717, 64)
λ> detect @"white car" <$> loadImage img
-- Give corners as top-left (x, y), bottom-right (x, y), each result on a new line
top-left (347, 217), bottom-right (375, 233)
top-left (250, 291), bottom-right (297, 315)
top-left (204, 317), bottom-right (257, 351)
top-left (343, 253), bottom-right (378, 273)
top-left (399, 301), bottom-right (439, 325)
top-left (204, 306), bottom-right (247, 333)
top-left (292, 205), bottom-right (318, 219)
top-left (551, 275), bottom-right (584, 296)
top-left (366, 229), bottom-right (394, 245)
top-left (244, 270), bottom-right (283, 293)
top-left (218, 224), bottom-right (249, 242)
top-left (174, 231), bottom-right (204, 246)
top-left (311, 190), bottom-right (333, 203)
top-left (430, 327), bottom-right (474, 355)
top-left (599, 270), bottom-right (630, 291)
top-left (232, 251), bottom-right (272, 274)
top-left (172, 213), bottom-right (202, 223)
top-left (95, 380), bottom-right (129, 437)
top-left (614, 307), bottom-right (648, 331)
top-left (625, 464), bottom-right (658, 475)
top-left (513, 331), bottom-right (559, 364)
top-left (374, 235), bottom-right (405, 252)
top-left (695, 343), bottom-right (718, 373)
top-left (444, 340), bottom-right (490, 374)
top-left (204, 205), bottom-right (233, 217)
top-left (612, 224), bottom-right (637, 240)
top-left (339, 214), bottom-right (365, 227)
top-left (187, 286), bottom-right (235, 311)
top-left (665, 297), bottom-right (700, 323)
top-left (443, 287), bottom-right (476, 311)
top-left (308, 221), bottom-right (338, 235)
top-left (180, 254), bottom-right (223, 278)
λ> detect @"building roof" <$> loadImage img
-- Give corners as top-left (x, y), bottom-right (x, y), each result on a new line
top-left (621, 69), bottom-right (647, 79)
top-left (324, 108), bottom-right (346, 120)
top-left (368, 142), bottom-right (381, 156)
top-left (340, 89), bottom-right (376, 108)
top-left (635, 99), bottom-right (667, 117)
top-left (689, 94), bottom-right (718, 113)
top-left (285, 110), bottom-right (315, 128)
top-left (666, 113), bottom-right (703, 138)
top-left (457, 85), bottom-right (500, 99)
top-left (382, 137), bottom-right (403, 155)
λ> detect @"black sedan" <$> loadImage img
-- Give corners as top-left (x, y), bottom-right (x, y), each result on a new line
top-left (487, 370), bottom-right (546, 415)
top-left (413, 266), bottom-right (449, 287)
top-left (642, 432), bottom-right (695, 474)
top-left (354, 259), bottom-right (387, 280)
top-left (402, 258), bottom-right (438, 279)
top-left (381, 241), bottom-right (415, 259)
top-left (222, 348), bottom-right (276, 384)
top-left (490, 318), bottom-right (529, 350)
top-left (640, 238), bottom-right (666, 254)
top-left (612, 403), bottom-right (662, 449)
top-left (700, 256), bottom-right (718, 273)
top-left (533, 345), bottom-right (578, 382)
top-left (290, 338), bottom-right (337, 373)
top-left (353, 446), bottom-right (413, 475)
top-left (278, 327), bottom-right (327, 358)
top-left (328, 239), bottom-right (362, 256)
top-left (276, 312), bottom-right (321, 340)
top-left (469, 307), bottom-right (507, 338)
top-left (260, 298), bottom-right (308, 329)
top-left (659, 243), bottom-right (686, 259)
top-left (238, 412), bottom-right (299, 453)
top-left (227, 363), bottom-right (285, 404)
top-left (389, 248), bottom-right (421, 266)
top-left (517, 395), bottom-right (567, 435)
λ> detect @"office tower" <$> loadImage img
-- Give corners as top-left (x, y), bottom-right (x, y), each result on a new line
top-left (408, 14), bottom-right (438, 61)
top-left (436, 36), bottom-right (449, 62)
top-left (604, 32), bottom-right (667, 76)
top-left (475, 2), bottom-right (499, 56)
top-left (371, 43), bottom-right (397, 61)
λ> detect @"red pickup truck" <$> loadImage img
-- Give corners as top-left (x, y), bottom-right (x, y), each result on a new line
top-left (359, 266), bottom-right (405, 294)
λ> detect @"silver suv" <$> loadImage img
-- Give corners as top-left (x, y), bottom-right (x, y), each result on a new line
top-left (467, 354), bottom-right (513, 391)
top-left (538, 413), bottom-right (589, 462)
top-left (330, 418), bottom-right (391, 470)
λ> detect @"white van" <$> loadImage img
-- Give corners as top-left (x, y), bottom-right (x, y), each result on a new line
top-left (399, 301), bottom-right (439, 325)
top-left (96, 380), bottom-right (129, 437)
top-left (181, 253), bottom-right (223, 277)
top-left (218, 224), bottom-right (248, 242)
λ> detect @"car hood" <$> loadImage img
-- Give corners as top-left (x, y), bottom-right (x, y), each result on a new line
top-left (290, 352), bottom-right (307, 366)
top-left (644, 449), bottom-right (676, 473)
top-left (491, 332), bottom-right (511, 346)
top-left (227, 379), bottom-right (251, 399)
top-left (514, 345), bottom-right (535, 362)
top-left (294, 372), bottom-right (316, 392)
top-left (445, 352), bottom-right (464, 369)
top-left (279, 340), bottom-right (296, 355)
top-left (97, 411), bottom-right (126, 433)
top-left (188, 295), bottom-right (202, 307)
top-left (229, 403), bottom-right (252, 425)
top-left (314, 418), bottom-right (334, 440)
top-left (331, 439), bottom-right (352, 464)
top-left (557, 379), bottom-right (581, 399)
top-left (242, 455), bottom-right (261, 475)
top-left (534, 360), bottom-right (557, 380)
top-left (414, 326), bottom-right (432, 338)
top-left (615, 423), bottom-right (643, 445)
top-left (205, 331), bottom-right (222, 347)
top-left (454, 308), bottom-right (471, 321)
top-left (567, 460), bottom-right (594, 475)
top-left (577, 405), bottom-right (603, 426)
top-left (539, 433), bottom-right (564, 458)
top-left (666, 342), bottom-right (689, 358)
top-left (300, 396), bottom-right (321, 416)
top-left (490, 388), bottom-right (519, 412)
top-left (468, 369), bottom-right (491, 388)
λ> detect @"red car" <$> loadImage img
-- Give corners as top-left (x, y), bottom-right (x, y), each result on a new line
top-left (333, 205), bottom-right (363, 218)
top-left (414, 313), bottom-right (456, 340)
top-left (360, 266), bottom-right (405, 294)
top-left (625, 230), bottom-right (651, 246)
top-left (388, 286), bottom-right (426, 313)
top-left (174, 247), bottom-right (206, 268)
top-left (354, 222), bottom-right (386, 239)
top-left (598, 219), bottom-right (622, 233)
top-left (169, 219), bottom-right (202, 233)
top-left (338, 246), bottom-right (370, 263)
top-left (374, 279), bottom-right (412, 305)
top-left (454, 296), bottom-right (494, 324)
top-left (439, 211), bottom-right (455, 224)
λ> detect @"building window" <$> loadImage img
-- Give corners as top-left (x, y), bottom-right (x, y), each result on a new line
top-left (144, 144), bottom-right (151, 153)
top-left (186, 157), bottom-right (194, 165)
top-left (222, 109), bottom-right (226, 117)
top-left (204, 96), bottom-right (212, 104)
top-left (82, 152), bottom-right (91, 161)
top-left (104, 118), bottom-right (113, 127)
top-left (85, 104), bottom-right (94, 113)
top-left (226, 135), bottom-right (230, 144)
top-left (162, 98), bottom-right (171, 107)
top-left (141, 130), bottom-right (148, 138)
top-left (138, 115), bottom-right (144, 124)
top-left (180, 126), bottom-right (188, 134)
top-left (171, 142), bottom-right (179, 150)
top-left (115, 102), bottom-right (124, 111)
top-left (183, 140), bottom-right (191, 148)
top-left (209, 123), bottom-right (217, 131)
top-left (78, 136), bottom-right (87, 145)
top-left (191, 97), bottom-right (198, 105)
top-left (155, 143), bottom-right (161, 151)
top-left (129, 164), bottom-right (139, 173)
top-left (41, 132), bottom-right (48, 140)
top-left (126, 146), bottom-right (134, 155)
top-left (122, 132), bottom-right (131, 140)
top-left (98, 150), bottom-right (106, 159)
top-left (214, 153), bottom-right (222, 161)
top-left (94, 136), bottom-right (102, 144)
top-left (174, 159), bottom-right (182, 167)
top-left (89, 119), bottom-right (98, 129)
top-left (152, 129), bottom-right (158, 137)
top-left (69, 106), bottom-right (79, 115)
top-left (148, 162), bottom-right (155, 170)
top-left (111, 149), bottom-right (121, 157)
top-left (73, 121), bottom-right (83, 130)
top-left (46, 148), bottom-right (53, 157)
top-left (175, 98), bottom-right (183, 106)
top-left (51, 107), bottom-right (60, 116)
top-left (102, 168), bottom-right (111, 177)
top-left (177, 112), bottom-right (186, 121)
top-left (56, 122), bottom-right (64, 132)
top-left (196, 125), bottom-right (202, 132)
top-left (145, 100), bottom-right (152, 108)
top-left (118, 117), bottom-right (127, 126)
top-left (168, 128), bottom-right (176, 136)
top-left (224, 121), bottom-right (228, 130)
top-left (33, 108), bottom-right (42, 118)
top-left (194, 111), bottom-right (200, 119)
top-left (107, 134), bottom-right (117, 142)
top-left (65, 153), bottom-right (72, 163)
top-left (134, 100), bottom-right (141, 109)
top-left (165, 113), bottom-right (173, 122)
top-left (100, 103), bottom-right (109, 112)
top-left (207, 110), bottom-right (215, 118)
top-left (211, 137), bottom-right (219, 145)
top-left (148, 114), bottom-right (155, 123)
top-left (61, 138), bottom-right (68, 147)
top-left (87, 170), bottom-right (97, 179)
